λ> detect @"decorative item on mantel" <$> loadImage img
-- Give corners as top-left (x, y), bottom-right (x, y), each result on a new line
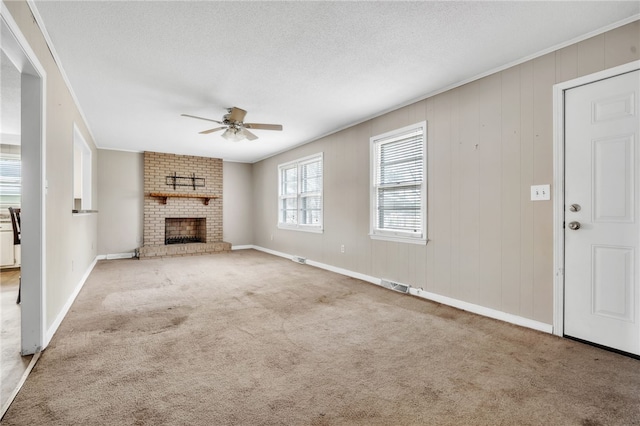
top-left (166, 172), bottom-right (205, 190)
top-left (149, 192), bottom-right (218, 205)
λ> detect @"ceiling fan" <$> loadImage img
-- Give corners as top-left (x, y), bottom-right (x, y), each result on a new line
top-left (181, 107), bottom-right (283, 142)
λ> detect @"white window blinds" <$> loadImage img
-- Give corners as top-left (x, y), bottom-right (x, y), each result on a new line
top-left (371, 122), bottom-right (427, 243)
top-left (0, 154), bottom-right (21, 211)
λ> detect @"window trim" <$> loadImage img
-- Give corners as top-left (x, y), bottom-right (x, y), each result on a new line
top-left (277, 152), bottom-right (324, 233)
top-left (73, 124), bottom-right (92, 211)
top-left (370, 121), bottom-right (427, 245)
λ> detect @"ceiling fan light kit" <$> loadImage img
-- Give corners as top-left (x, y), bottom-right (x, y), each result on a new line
top-left (221, 127), bottom-right (245, 142)
top-left (182, 107), bottom-right (282, 142)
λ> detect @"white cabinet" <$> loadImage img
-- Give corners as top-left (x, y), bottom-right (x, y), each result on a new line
top-left (0, 227), bottom-right (14, 266)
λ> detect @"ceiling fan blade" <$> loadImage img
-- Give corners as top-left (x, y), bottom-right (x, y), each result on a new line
top-left (181, 114), bottom-right (224, 124)
top-left (227, 107), bottom-right (247, 123)
top-left (244, 123), bottom-right (283, 131)
top-left (241, 128), bottom-right (259, 141)
top-left (199, 127), bottom-right (226, 134)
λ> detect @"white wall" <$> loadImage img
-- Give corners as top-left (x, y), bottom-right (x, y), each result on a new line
top-left (97, 149), bottom-right (144, 255)
top-left (251, 21), bottom-right (640, 327)
top-left (223, 161), bottom-right (254, 246)
top-left (4, 1), bottom-right (99, 335)
top-left (96, 154), bottom-right (254, 252)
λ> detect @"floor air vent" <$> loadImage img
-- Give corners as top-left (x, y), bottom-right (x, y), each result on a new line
top-left (292, 256), bottom-right (306, 264)
top-left (380, 279), bottom-right (410, 294)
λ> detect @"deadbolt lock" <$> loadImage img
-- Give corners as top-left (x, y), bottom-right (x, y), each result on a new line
top-left (569, 204), bottom-right (581, 212)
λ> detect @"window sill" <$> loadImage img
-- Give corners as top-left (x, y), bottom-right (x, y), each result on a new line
top-left (369, 233), bottom-right (427, 245)
top-left (278, 224), bottom-right (323, 234)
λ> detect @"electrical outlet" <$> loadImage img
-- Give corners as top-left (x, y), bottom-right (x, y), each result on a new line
top-left (340, 244), bottom-right (345, 253)
top-left (530, 184), bottom-right (550, 201)
top-left (270, 233), bottom-right (274, 241)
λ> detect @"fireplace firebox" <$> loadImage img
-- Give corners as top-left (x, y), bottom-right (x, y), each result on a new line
top-left (165, 218), bottom-right (206, 245)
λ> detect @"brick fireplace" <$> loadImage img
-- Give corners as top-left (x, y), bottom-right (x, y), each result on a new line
top-left (138, 151), bottom-right (230, 258)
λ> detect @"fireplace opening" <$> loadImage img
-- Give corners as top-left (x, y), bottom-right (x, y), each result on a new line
top-left (165, 218), bottom-right (206, 245)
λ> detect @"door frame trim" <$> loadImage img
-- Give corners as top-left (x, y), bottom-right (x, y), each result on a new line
top-left (552, 60), bottom-right (640, 337)
top-left (1, 3), bottom-right (47, 354)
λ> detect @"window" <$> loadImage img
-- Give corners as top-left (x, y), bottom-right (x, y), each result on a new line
top-left (73, 124), bottom-right (92, 211)
top-left (278, 153), bottom-right (323, 232)
top-left (370, 121), bottom-right (427, 244)
top-left (0, 152), bottom-right (21, 211)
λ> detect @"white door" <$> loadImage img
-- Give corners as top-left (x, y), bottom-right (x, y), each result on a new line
top-left (564, 70), bottom-right (640, 355)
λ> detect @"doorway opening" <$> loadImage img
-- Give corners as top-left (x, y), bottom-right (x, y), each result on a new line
top-left (1, 5), bottom-right (46, 416)
top-left (0, 46), bottom-right (26, 410)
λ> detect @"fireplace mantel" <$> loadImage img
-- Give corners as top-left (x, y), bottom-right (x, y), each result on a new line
top-left (149, 192), bottom-right (219, 205)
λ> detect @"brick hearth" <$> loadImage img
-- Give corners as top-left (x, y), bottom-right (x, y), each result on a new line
top-left (139, 151), bottom-right (230, 258)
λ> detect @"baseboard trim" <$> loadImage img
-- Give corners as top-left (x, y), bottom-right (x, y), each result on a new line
top-left (250, 245), bottom-right (293, 260)
top-left (0, 351), bottom-right (41, 420)
top-left (45, 256), bottom-right (98, 346)
top-left (305, 259), bottom-right (380, 286)
top-left (231, 245), bottom-right (253, 251)
top-left (252, 245), bottom-right (553, 334)
top-left (408, 287), bottom-right (553, 334)
top-left (96, 252), bottom-right (135, 260)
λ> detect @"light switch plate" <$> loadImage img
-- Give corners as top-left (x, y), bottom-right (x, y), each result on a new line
top-left (531, 184), bottom-right (550, 201)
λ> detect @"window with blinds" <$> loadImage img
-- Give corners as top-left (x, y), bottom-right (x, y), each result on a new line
top-left (370, 122), bottom-right (427, 244)
top-left (0, 153), bottom-right (21, 211)
top-left (278, 153), bottom-right (323, 232)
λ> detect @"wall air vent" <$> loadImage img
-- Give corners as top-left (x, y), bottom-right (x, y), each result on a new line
top-left (292, 256), bottom-right (306, 264)
top-left (380, 279), bottom-right (410, 294)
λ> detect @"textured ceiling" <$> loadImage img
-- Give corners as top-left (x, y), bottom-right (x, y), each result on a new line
top-left (30, 1), bottom-right (640, 163)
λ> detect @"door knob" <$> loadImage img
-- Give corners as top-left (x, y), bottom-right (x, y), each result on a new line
top-left (569, 204), bottom-right (581, 212)
top-left (568, 221), bottom-right (581, 230)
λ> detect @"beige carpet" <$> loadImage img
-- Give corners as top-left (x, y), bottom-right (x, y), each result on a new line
top-left (1, 249), bottom-right (639, 425)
